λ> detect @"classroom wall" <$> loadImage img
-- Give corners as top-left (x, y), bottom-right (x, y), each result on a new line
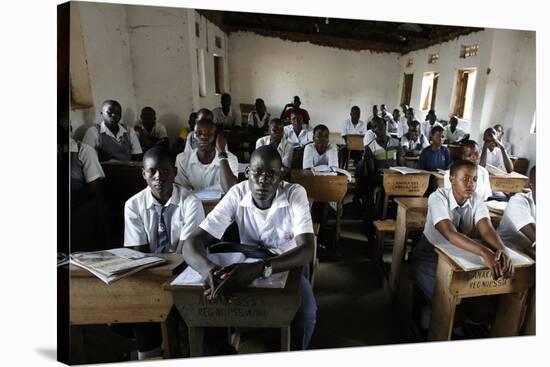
top-left (227, 31), bottom-right (402, 133)
top-left (398, 28), bottom-right (536, 164)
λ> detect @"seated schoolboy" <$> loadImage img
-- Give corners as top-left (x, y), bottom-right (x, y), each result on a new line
top-left (185, 108), bottom-right (214, 152)
top-left (280, 95), bottom-right (311, 125)
top-left (444, 116), bottom-right (467, 144)
top-left (134, 106), bottom-right (169, 152)
top-left (256, 118), bottom-right (293, 170)
top-left (212, 93), bottom-right (241, 129)
top-left (82, 100), bottom-right (143, 161)
top-left (417, 125), bottom-right (452, 171)
top-left (283, 109), bottom-right (313, 147)
top-left (401, 120), bottom-right (429, 157)
top-left (413, 159), bottom-right (514, 304)
top-left (395, 107), bottom-right (408, 138)
top-left (248, 98), bottom-right (271, 131)
top-left (366, 105), bottom-right (379, 128)
top-left (123, 147), bottom-right (205, 360)
top-left (175, 118), bottom-right (238, 194)
top-left (303, 124), bottom-right (338, 169)
top-left (494, 124), bottom-right (512, 155)
top-left (172, 111), bottom-right (197, 156)
top-left (497, 166), bottom-right (536, 258)
top-left (183, 145), bottom-right (316, 350)
top-left (480, 127), bottom-right (514, 173)
top-left (339, 106), bottom-right (367, 168)
top-left (444, 140), bottom-right (492, 201)
top-left (421, 109), bottom-right (444, 141)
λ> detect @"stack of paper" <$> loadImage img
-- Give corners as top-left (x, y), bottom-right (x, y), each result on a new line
top-left (485, 200), bottom-right (508, 215)
top-left (194, 189), bottom-right (222, 201)
top-left (390, 166), bottom-right (422, 175)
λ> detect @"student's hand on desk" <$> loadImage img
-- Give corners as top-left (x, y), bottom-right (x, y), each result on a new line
top-left (495, 249), bottom-right (514, 279)
top-left (211, 262), bottom-right (263, 299)
top-left (202, 266), bottom-right (222, 299)
top-left (481, 248), bottom-right (503, 280)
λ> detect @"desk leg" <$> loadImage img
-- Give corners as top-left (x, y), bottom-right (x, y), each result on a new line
top-left (523, 288), bottom-right (536, 335)
top-left (493, 291), bottom-right (528, 337)
top-left (188, 327), bottom-right (205, 357)
top-left (389, 205), bottom-right (408, 298)
top-left (428, 259), bottom-right (458, 341)
top-left (281, 326), bottom-right (291, 351)
top-left (336, 201), bottom-right (342, 244)
top-left (161, 307), bottom-right (181, 358)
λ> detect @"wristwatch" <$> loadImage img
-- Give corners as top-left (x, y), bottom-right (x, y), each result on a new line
top-left (261, 260), bottom-right (273, 278)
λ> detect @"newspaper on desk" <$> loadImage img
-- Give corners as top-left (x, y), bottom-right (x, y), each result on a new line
top-left (389, 166), bottom-right (423, 175)
top-left (434, 243), bottom-right (534, 271)
top-left (171, 252), bottom-right (289, 288)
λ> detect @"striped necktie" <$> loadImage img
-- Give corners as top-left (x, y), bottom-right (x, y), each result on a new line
top-left (155, 205), bottom-right (172, 253)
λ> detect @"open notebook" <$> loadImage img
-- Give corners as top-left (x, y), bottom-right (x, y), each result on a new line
top-left (171, 252), bottom-right (289, 288)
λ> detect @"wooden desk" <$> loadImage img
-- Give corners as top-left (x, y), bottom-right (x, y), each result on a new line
top-left (290, 169), bottom-right (348, 244)
top-left (404, 156), bottom-right (419, 169)
top-left (69, 254), bottom-right (184, 357)
top-left (489, 172), bottom-right (528, 193)
top-left (381, 168), bottom-right (431, 219)
top-left (429, 248), bottom-right (535, 341)
top-left (169, 268), bottom-right (302, 356)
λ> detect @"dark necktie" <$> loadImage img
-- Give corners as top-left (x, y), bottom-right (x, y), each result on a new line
top-left (155, 205), bottom-right (172, 253)
top-left (455, 205), bottom-right (466, 233)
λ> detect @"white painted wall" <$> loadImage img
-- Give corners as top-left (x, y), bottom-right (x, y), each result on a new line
top-left (228, 31), bottom-right (402, 133)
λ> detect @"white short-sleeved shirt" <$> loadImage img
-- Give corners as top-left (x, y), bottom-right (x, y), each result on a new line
top-left (212, 106), bottom-right (241, 127)
top-left (362, 129), bottom-right (377, 147)
top-left (421, 121), bottom-right (444, 139)
top-left (424, 187), bottom-right (490, 247)
top-left (486, 147), bottom-right (506, 171)
top-left (199, 181), bottom-right (314, 255)
top-left (124, 183), bottom-right (205, 253)
top-left (397, 117), bottom-right (409, 138)
top-left (302, 143), bottom-right (338, 169)
top-left (136, 123), bottom-right (168, 139)
top-left (444, 126), bottom-right (466, 143)
top-left (283, 124), bottom-right (313, 147)
top-left (341, 118), bottom-right (367, 138)
top-left (255, 136), bottom-right (294, 168)
top-left (175, 148), bottom-right (239, 192)
top-left (82, 121), bottom-right (143, 155)
top-left (400, 134), bottom-right (430, 150)
top-left (69, 138), bottom-right (105, 183)
top-left (444, 164), bottom-right (492, 201)
top-left (497, 191), bottom-right (536, 249)
top-left (248, 111), bottom-right (271, 129)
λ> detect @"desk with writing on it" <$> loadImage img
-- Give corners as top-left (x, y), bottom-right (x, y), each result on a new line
top-left (69, 254), bottom-right (184, 358)
top-left (388, 197), bottom-right (505, 299)
top-left (431, 171), bottom-right (529, 194)
top-left (380, 168), bottom-right (431, 220)
top-left (168, 268), bottom-right (302, 357)
top-left (429, 248), bottom-right (535, 341)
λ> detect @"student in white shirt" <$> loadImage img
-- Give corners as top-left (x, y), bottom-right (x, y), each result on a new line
top-left (497, 166), bottom-right (536, 257)
top-left (494, 124), bottom-right (513, 155)
top-left (134, 106), bottom-right (169, 152)
top-left (401, 120), bottom-right (429, 157)
top-left (392, 108), bottom-right (407, 138)
top-left (444, 116), bottom-right (467, 143)
top-left (175, 118), bottom-right (238, 193)
top-left (414, 159), bottom-right (513, 304)
top-left (248, 98), bottom-right (271, 131)
top-left (212, 93), bottom-right (241, 128)
top-left (256, 118), bottom-right (293, 170)
top-left (184, 108), bottom-right (214, 152)
top-left (366, 104), bottom-right (379, 128)
top-left (82, 100), bottom-right (143, 161)
top-left (303, 124), bottom-right (338, 169)
top-left (480, 127), bottom-right (514, 173)
top-left (421, 109), bottom-right (444, 141)
top-left (339, 106), bottom-right (367, 168)
top-left (183, 145), bottom-right (316, 350)
top-left (283, 109), bottom-right (313, 147)
top-left (444, 140), bottom-right (493, 201)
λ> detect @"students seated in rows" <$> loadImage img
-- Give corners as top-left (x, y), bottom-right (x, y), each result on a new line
top-left (256, 118), bottom-right (293, 170)
top-left (417, 126), bottom-right (452, 171)
top-left (303, 124), bottom-right (338, 170)
top-left (497, 166), bottom-right (536, 258)
top-left (82, 100), bottom-right (143, 161)
top-left (444, 116), bottom-right (466, 144)
top-left (444, 140), bottom-right (493, 201)
top-left (494, 124), bottom-right (512, 155)
top-left (183, 146), bottom-right (316, 350)
top-left (413, 159), bottom-right (514, 305)
top-left (421, 109), bottom-right (443, 141)
top-left (135, 107), bottom-right (169, 152)
top-left (480, 127), bottom-right (514, 173)
top-left (185, 108), bottom-right (213, 151)
top-left (339, 105), bottom-right (368, 168)
top-left (212, 93), bottom-right (241, 128)
top-left (284, 109), bottom-right (313, 147)
top-left (281, 95), bottom-right (310, 125)
top-left (123, 147), bottom-right (205, 360)
top-left (173, 111), bottom-right (197, 156)
top-left (175, 118), bottom-right (238, 193)
top-left (401, 120), bottom-right (429, 157)
top-left (248, 98), bottom-right (271, 131)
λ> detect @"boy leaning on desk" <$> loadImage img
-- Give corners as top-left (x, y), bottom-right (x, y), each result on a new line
top-left (413, 159), bottom-right (514, 333)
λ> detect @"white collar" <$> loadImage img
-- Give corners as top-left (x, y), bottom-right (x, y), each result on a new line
top-left (100, 121), bottom-right (128, 139)
top-left (189, 148), bottom-right (220, 167)
top-left (238, 184), bottom-right (290, 211)
top-left (448, 188), bottom-right (473, 212)
top-left (145, 184), bottom-right (180, 210)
